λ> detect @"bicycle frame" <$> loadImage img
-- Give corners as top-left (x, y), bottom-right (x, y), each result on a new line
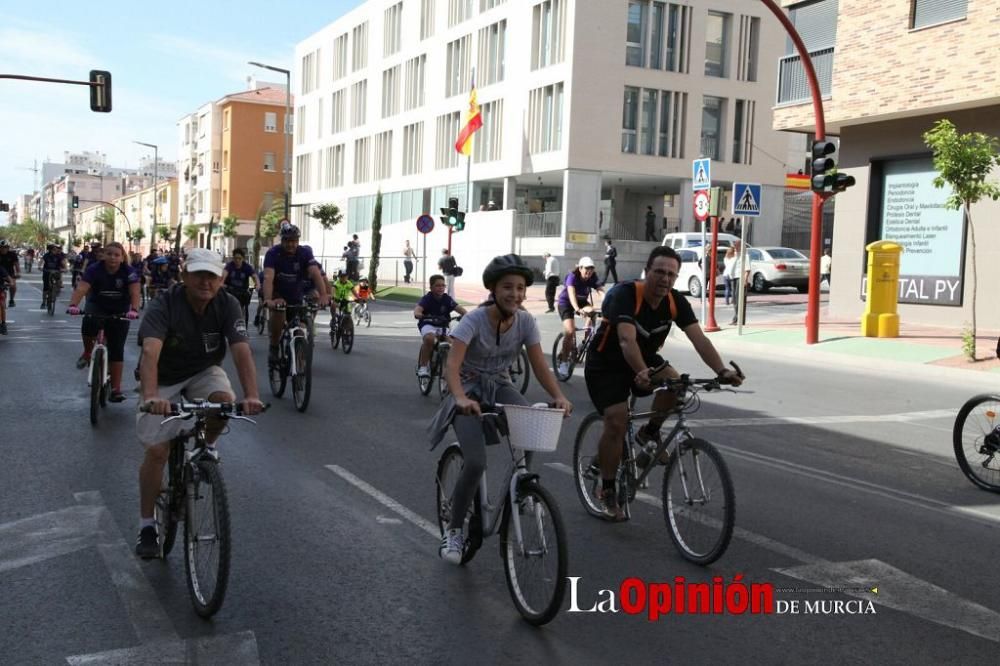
top-left (86, 327), bottom-right (110, 390)
top-left (281, 307), bottom-right (314, 376)
top-left (625, 398), bottom-right (694, 489)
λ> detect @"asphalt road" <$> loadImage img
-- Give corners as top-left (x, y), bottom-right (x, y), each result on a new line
top-left (1, 273), bottom-right (997, 664)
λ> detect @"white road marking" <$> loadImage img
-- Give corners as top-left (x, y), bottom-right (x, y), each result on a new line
top-left (325, 464), bottom-right (439, 537)
top-left (0, 505), bottom-right (103, 573)
top-left (688, 409), bottom-right (955, 428)
top-left (66, 630), bottom-right (261, 665)
top-left (376, 515), bottom-right (404, 525)
top-left (776, 559), bottom-right (1000, 643)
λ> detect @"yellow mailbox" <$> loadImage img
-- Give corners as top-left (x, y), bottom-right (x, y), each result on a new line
top-left (861, 240), bottom-right (903, 338)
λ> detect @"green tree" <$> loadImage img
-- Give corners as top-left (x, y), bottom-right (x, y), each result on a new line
top-left (130, 227), bottom-right (145, 246)
top-left (10, 217), bottom-right (51, 246)
top-left (97, 207), bottom-right (116, 243)
top-left (183, 224), bottom-right (201, 243)
top-left (923, 119), bottom-right (1000, 360)
top-left (367, 190), bottom-right (383, 291)
top-left (221, 215), bottom-right (239, 238)
top-left (155, 224), bottom-right (171, 241)
top-left (252, 194), bottom-right (286, 268)
top-left (307, 203), bottom-right (343, 230)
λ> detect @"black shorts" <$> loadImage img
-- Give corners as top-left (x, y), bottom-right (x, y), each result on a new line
top-left (558, 305), bottom-right (576, 322)
top-left (584, 354), bottom-right (666, 415)
top-left (81, 312), bottom-right (131, 362)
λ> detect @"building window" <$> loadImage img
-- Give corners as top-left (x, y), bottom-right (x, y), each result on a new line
top-left (731, 99), bottom-right (755, 165)
top-left (332, 33), bottom-right (348, 80)
top-left (223, 109), bottom-right (231, 130)
top-left (325, 144), bottom-right (345, 187)
top-left (264, 112), bottom-right (277, 132)
top-left (402, 122), bottom-right (424, 176)
top-left (296, 105), bottom-right (307, 144)
top-left (473, 99), bottom-right (503, 163)
top-left (382, 66), bottom-right (400, 118)
top-left (354, 137), bottom-right (370, 183)
top-left (737, 15), bottom-right (761, 82)
top-left (448, 0), bottom-right (473, 27)
top-left (316, 97), bottom-right (323, 139)
top-left (528, 82), bottom-right (564, 153)
top-left (301, 50), bottom-right (319, 94)
top-left (421, 0), bottom-right (435, 39)
top-left (295, 153), bottom-right (312, 193)
top-left (373, 131), bottom-right (393, 181)
top-left (264, 152), bottom-right (276, 172)
top-left (705, 11), bottom-right (730, 77)
top-left (446, 35), bottom-right (471, 97)
top-left (659, 90), bottom-right (687, 158)
top-left (223, 150), bottom-right (230, 170)
top-left (531, 0), bottom-right (566, 70)
top-left (701, 95), bottom-right (724, 161)
top-left (912, 0), bottom-right (967, 29)
top-left (626, 2), bottom-right (647, 67)
top-left (352, 22), bottom-right (369, 71)
top-left (621, 87), bottom-right (639, 154)
top-left (351, 79), bottom-right (367, 128)
top-left (477, 21), bottom-right (506, 86)
top-left (384, 2), bottom-right (403, 56)
top-left (640, 89), bottom-right (658, 156)
top-left (435, 112), bottom-right (461, 169)
top-left (480, 0), bottom-right (505, 10)
top-left (331, 89), bottom-right (346, 133)
top-left (404, 55), bottom-right (427, 110)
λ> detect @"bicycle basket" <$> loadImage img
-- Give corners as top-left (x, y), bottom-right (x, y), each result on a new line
top-left (497, 403), bottom-right (564, 452)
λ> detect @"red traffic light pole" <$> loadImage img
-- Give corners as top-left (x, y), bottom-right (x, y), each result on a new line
top-left (758, 0), bottom-right (831, 345)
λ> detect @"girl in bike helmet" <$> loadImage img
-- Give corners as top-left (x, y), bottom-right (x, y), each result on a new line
top-left (429, 253), bottom-right (572, 564)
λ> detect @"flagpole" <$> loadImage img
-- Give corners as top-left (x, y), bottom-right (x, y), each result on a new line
top-left (464, 67), bottom-right (475, 235)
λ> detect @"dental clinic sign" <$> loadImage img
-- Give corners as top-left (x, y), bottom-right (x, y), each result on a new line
top-left (875, 157), bottom-right (966, 305)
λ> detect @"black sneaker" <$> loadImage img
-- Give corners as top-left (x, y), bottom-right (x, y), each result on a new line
top-left (109, 390), bottom-right (126, 403)
top-left (76, 355), bottom-right (90, 370)
top-left (0, 322), bottom-right (6, 335)
top-left (8, 299), bottom-right (14, 307)
top-left (135, 526), bottom-right (158, 559)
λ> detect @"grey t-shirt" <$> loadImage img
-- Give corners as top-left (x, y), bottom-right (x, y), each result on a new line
top-left (139, 285), bottom-right (249, 385)
top-left (450, 306), bottom-right (540, 377)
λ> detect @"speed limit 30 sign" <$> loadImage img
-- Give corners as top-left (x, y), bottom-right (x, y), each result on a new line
top-left (693, 190), bottom-right (710, 223)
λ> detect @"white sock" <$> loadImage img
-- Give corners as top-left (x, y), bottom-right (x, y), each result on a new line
top-left (140, 517), bottom-right (155, 530)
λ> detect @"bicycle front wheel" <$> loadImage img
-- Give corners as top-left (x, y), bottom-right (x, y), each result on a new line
top-left (268, 348), bottom-right (287, 398)
top-left (500, 482), bottom-right (568, 626)
top-left (662, 438), bottom-right (734, 565)
top-left (953, 394), bottom-right (1000, 492)
top-left (340, 317), bottom-right (354, 354)
top-left (156, 454), bottom-right (179, 558)
top-left (435, 446), bottom-right (479, 564)
top-left (437, 347), bottom-right (449, 399)
top-left (47, 289), bottom-right (56, 316)
top-left (89, 350), bottom-right (104, 426)
top-left (551, 333), bottom-right (576, 382)
top-left (255, 305), bottom-right (267, 335)
top-left (364, 309), bottom-right (371, 328)
top-left (292, 337), bottom-right (313, 412)
top-left (184, 459), bottom-right (231, 618)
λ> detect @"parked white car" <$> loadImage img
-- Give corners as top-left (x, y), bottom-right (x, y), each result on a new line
top-left (747, 246), bottom-right (810, 293)
top-left (661, 232), bottom-right (741, 250)
top-left (675, 246), bottom-right (728, 298)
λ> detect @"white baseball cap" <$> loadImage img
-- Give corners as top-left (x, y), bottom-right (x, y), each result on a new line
top-left (577, 256), bottom-right (596, 268)
top-left (184, 248), bottom-right (225, 276)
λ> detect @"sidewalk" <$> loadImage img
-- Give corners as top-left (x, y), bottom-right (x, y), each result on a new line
top-left (451, 281), bottom-right (1000, 381)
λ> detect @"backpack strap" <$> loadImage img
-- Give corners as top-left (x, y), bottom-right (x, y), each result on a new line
top-left (635, 280), bottom-right (677, 320)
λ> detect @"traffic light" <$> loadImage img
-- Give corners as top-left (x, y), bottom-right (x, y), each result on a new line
top-left (810, 140), bottom-right (836, 193)
top-left (0, 201), bottom-right (9, 213)
top-left (72, 196), bottom-right (80, 208)
top-left (440, 197), bottom-right (466, 231)
top-left (453, 211), bottom-right (466, 232)
top-left (89, 70), bottom-right (112, 113)
top-left (447, 197), bottom-right (460, 225)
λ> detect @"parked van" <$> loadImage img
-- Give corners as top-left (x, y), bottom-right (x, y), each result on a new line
top-left (661, 232), bottom-right (740, 250)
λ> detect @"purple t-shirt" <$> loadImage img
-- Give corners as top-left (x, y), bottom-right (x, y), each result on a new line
top-left (557, 271), bottom-right (601, 309)
top-left (417, 292), bottom-right (459, 330)
top-left (82, 261), bottom-right (139, 313)
top-left (263, 245), bottom-right (319, 303)
top-left (224, 261), bottom-right (256, 291)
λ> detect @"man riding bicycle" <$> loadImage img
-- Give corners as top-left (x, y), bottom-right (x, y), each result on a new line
top-left (0, 239), bottom-right (21, 307)
top-left (222, 248), bottom-right (258, 317)
top-left (0, 263), bottom-right (11, 334)
top-left (72, 244), bottom-right (89, 288)
top-left (414, 274), bottom-right (467, 378)
top-left (40, 243), bottom-right (67, 308)
top-left (135, 248), bottom-right (264, 559)
top-left (583, 246), bottom-right (743, 521)
top-left (262, 224), bottom-right (330, 364)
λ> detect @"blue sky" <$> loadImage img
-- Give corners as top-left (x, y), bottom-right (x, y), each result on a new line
top-left (0, 1), bottom-right (357, 224)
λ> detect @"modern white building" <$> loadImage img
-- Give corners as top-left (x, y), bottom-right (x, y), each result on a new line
top-left (292, 0), bottom-right (793, 282)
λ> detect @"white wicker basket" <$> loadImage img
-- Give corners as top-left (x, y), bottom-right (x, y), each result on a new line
top-left (499, 403), bottom-right (565, 452)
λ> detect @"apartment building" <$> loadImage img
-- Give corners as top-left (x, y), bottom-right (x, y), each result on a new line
top-left (177, 83), bottom-right (292, 250)
top-left (292, 0), bottom-right (792, 280)
top-left (75, 179), bottom-right (178, 251)
top-left (773, 0), bottom-right (1000, 328)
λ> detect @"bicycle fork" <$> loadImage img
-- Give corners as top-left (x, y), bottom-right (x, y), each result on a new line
top-left (504, 463), bottom-right (549, 558)
top-left (286, 329), bottom-right (307, 376)
top-left (86, 343), bottom-right (109, 389)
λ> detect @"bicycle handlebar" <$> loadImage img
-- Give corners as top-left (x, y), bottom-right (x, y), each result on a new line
top-left (649, 360), bottom-right (746, 392)
top-left (139, 400), bottom-right (271, 417)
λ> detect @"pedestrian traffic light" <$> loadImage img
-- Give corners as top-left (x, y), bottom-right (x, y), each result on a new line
top-left (832, 171), bottom-right (856, 193)
top-left (447, 197), bottom-right (460, 226)
top-left (72, 196), bottom-right (80, 208)
top-left (453, 211), bottom-right (466, 232)
top-left (89, 70), bottom-right (112, 113)
top-left (810, 140), bottom-right (836, 193)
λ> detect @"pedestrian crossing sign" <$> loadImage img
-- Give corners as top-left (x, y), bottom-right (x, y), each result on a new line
top-left (692, 158), bottom-right (711, 191)
top-left (732, 182), bottom-right (762, 217)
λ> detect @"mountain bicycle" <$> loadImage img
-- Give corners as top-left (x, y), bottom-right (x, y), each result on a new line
top-left (227, 287), bottom-right (253, 327)
top-left (417, 315), bottom-right (459, 397)
top-left (551, 309), bottom-right (601, 382)
top-left (142, 400), bottom-right (266, 617)
top-left (329, 299), bottom-right (355, 354)
top-left (435, 403), bottom-right (568, 625)
top-left (352, 298), bottom-right (372, 328)
top-left (43, 269), bottom-right (63, 316)
top-left (953, 394), bottom-right (1000, 492)
top-left (572, 362), bottom-right (744, 565)
top-left (268, 303), bottom-right (318, 412)
top-left (254, 297), bottom-right (269, 335)
top-left (71, 312), bottom-right (127, 426)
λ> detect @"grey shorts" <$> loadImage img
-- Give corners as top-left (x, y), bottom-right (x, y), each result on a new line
top-left (135, 365), bottom-right (234, 446)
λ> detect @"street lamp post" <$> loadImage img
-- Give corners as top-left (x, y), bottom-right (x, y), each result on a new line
top-left (134, 141), bottom-right (158, 250)
top-left (248, 60), bottom-right (291, 219)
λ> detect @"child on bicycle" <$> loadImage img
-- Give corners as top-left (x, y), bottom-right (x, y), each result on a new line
top-left (428, 255), bottom-right (572, 564)
top-left (353, 277), bottom-right (374, 303)
top-left (413, 274), bottom-right (467, 378)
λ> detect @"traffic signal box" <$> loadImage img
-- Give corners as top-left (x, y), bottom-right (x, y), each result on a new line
top-left (72, 196), bottom-right (80, 208)
top-left (810, 140), bottom-right (855, 194)
top-left (439, 196), bottom-right (466, 232)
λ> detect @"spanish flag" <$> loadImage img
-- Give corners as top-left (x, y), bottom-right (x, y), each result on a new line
top-left (454, 86), bottom-right (483, 156)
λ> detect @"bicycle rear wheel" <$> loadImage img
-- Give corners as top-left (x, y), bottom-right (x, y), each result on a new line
top-left (340, 317), bottom-right (354, 354)
top-left (551, 333), bottom-right (576, 382)
top-left (662, 438), bottom-right (734, 565)
top-left (156, 449), bottom-right (180, 558)
top-left (953, 394), bottom-right (1000, 492)
top-left (89, 350), bottom-right (104, 425)
top-left (184, 459), bottom-right (231, 618)
top-left (500, 482), bottom-right (568, 626)
top-left (292, 336), bottom-right (313, 412)
top-left (47, 286), bottom-right (56, 316)
top-left (268, 346), bottom-right (287, 398)
top-left (255, 305), bottom-right (268, 335)
top-left (435, 446), bottom-right (480, 564)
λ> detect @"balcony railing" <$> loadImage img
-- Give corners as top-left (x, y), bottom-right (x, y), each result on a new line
top-left (514, 211), bottom-right (562, 238)
top-left (776, 46), bottom-right (834, 105)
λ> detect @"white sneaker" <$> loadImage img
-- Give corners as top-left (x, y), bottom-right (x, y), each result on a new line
top-left (439, 528), bottom-right (464, 564)
top-left (417, 365), bottom-right (431, 378)
top-left (557, 361), bottom-right (570, 377)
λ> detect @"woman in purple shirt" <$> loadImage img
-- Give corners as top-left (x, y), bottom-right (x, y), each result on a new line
top-left (555, 256), bottom-right (604, 378)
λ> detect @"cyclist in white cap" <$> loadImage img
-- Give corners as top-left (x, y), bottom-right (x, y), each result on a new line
top-left (555, 256), bottom-right (604, 377)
